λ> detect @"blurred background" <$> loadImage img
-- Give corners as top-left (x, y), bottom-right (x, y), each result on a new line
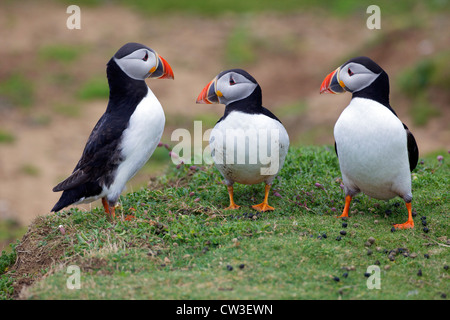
top-left (0, 0), bottom-right (449, 249)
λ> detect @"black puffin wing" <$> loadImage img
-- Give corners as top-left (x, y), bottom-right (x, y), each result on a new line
top-left (261, 106), bottom-right (282, 123)
top-left (403, 123), bottom-right (419, 172)
top-left (53, 113), bottom-right (124, 192)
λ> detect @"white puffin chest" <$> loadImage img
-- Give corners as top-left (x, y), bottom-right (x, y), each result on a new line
top-left (334, 97), bottom-right (411, 199)
top-left (107, 87), bottom-right (165, 200)
top-left (210, 111), bottom-right (289, 185)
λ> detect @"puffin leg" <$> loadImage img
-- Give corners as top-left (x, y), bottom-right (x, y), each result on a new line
top-left (101, 197), bottom-right (116, 219)
top-left (339, 195), bottom-right (352, 218)
top-left (225, 186), bottom-right (240, 210)
top-left (252, 184), bottom-right (275, 212)
top-left (393, 202), bottom-right (414, 229)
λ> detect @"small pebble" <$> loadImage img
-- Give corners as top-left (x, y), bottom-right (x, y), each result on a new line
top-left (367, 249), bottom-right (373, 256)
top-left (368, 237), bottom-right (376, 244)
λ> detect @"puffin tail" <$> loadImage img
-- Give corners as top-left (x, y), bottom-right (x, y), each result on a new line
top-left (51, 190), bottom-right (76, 212)
top-left (51, 182), bottom-right (102, 212)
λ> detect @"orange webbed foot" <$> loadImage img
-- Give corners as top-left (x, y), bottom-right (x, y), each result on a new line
top-left (252, 202), bottom-right (274, 212)
top-left (251, 184), bottom-right (275, 212)
top-left (225, 203), bottom-right (241, 210)
top-left (393, 220), bottom-right (414, 230)
top-left (225, 186), bottom-right (240, 210)
top-left (393, 202), bottom-right (415, 230)
top-left (337, 195), bottom-right (352, 219)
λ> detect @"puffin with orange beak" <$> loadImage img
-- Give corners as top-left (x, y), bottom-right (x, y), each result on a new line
top-left (197, 69), bottom-right (289, 212)
top-left (320, 56), bottom-right (418, 229)
top-left (52, 42), bottom-right (174, 218)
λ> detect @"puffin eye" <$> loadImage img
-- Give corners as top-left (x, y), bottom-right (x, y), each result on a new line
top-left (348, 68), bottom-right (354, 76)
top-left (229, 76), bottom-right (236, 86)
top-left (142, 52), bottom-right (148, 61)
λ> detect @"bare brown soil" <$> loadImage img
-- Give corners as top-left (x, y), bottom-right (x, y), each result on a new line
top-left (0, 2), bottom-right (449, 227)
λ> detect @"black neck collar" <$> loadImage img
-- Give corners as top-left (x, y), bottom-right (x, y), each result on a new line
top-left (352, 71), bottom-right (397, 116)
top-left (106, 58), bottom-right (148, 113)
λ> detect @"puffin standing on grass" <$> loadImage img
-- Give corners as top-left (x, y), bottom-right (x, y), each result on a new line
top-left (196, 69), bottom-right (289, 212)
top-left (51, 42), bottom-right (174, 218)
top-left (320, 56), bottom-right (418, 229)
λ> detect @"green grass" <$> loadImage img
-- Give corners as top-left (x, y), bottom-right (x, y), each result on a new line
top-left (396, 51), bottom-right (450, 126)
top-left (77, 76), bottom-right (109, 100)
top-left (225, 21), bottom-right (258, 66)
top-left (1, 146), bottom-right (449, 300)
top-left (38, 45), bottom-right (85, 63)
top-left (0, 74), bottom-right (34, 108)
top-left (0, 129), bottom-right (15, 144)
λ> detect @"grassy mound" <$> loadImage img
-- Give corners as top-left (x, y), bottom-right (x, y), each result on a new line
top-left (1, 146), bottom-right (449, 299)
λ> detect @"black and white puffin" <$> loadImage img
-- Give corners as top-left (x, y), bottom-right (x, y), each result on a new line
top-left (320, 56), bottom-right (419, 229)
top-left (196, 69), bottom-right (289, 212)
top-left (51, 42), bottom-right (174, 218)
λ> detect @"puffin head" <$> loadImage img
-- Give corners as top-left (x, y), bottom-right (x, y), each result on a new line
top-left (112, 42), bottom-right (174, 81)
top-left (320, 56), bottom-right (385, 94)
top-left (196, 69), bottom-right (259, 105)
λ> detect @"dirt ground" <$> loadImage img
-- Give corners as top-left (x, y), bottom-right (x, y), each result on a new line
top-left (0, 2), bottom-right (449, 225)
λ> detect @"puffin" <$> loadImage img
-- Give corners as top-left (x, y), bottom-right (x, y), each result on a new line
top-left (320, 56), bottom-right (419, 229)
top-left (196, 69), bottom-right (289, 211)
top-left (51, 42), bottom-right (174, 218)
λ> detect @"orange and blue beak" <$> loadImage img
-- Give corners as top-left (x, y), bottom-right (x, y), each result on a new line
top-left (196, 77), bottom-right (220, 104)
top-left (320, 67), bottom-right (345, 94)
top-left (149, 54), bottom-right (174, 80)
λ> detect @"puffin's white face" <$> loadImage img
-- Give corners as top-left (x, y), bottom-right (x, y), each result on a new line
top-left (196, 70), bottom-right (258, 105)
top-left (337, 62), bottom-right (381, 93)
top-left (215, 71), bottom-right (258, 105)
top-left (114, 48), bottom-right (158, 80)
